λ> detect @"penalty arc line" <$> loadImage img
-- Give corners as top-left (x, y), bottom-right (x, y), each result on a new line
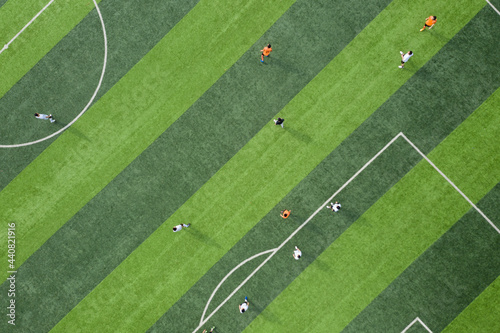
top-left (0, 0), bottom-right (108, 148)
top-left (0, 0), bottom-right (55, 55)
top-left (192, 132), bottom-right (404, 333)
top-left (400, 133), bottom-right (500, 234)
top-left (199, 248), bottom-right (278, 325)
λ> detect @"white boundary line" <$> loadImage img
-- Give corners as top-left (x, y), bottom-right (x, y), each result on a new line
top-left (192, 132), bottom-right (498, 332)
top-left (0, 0), bottom-right (55, 55)
top-left (486, 0), bottom-right (500, 16)
top-left (0, 0), bottom-right (108, 148)
top-left (401, 317), bottom-right (433, 333)
top-left (400, 133), bottom-right (500, 234)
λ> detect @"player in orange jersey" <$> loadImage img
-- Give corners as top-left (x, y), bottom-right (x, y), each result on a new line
top-left (260, 44), bottom-right (272, 63)
top-left (420, 16), bottom-right (437, 31)
top-left (280, 209), bottom-right (291, 219)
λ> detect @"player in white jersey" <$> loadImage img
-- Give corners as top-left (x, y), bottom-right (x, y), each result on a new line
top-left (326, 201), bottom-right (341, 212)
top-left (399, 51), bottom-right (413, 68)
top-left (239, 297), bottom-right (249, 313)
top-left (34, 113), bottom-right (55, 123)
top-left (172, 223), bottom-right (190, 232)
top-left (293, 246), bottom-right (302, 260)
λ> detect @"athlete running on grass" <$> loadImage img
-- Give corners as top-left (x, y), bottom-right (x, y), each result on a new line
top-left (420, 16), bottom-right (437, 31)
top-left (260, 44), bottom-right (272, 63)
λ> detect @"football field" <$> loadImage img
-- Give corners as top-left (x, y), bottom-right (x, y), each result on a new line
top-left (0, 0), bottom-right (499, 332)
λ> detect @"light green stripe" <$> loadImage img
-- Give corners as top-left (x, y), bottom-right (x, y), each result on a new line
top-left (50, 0), bottom-right (485, 331)
top-left (442, 276), bottom-right (500, 333)
top-left (244, 87), bottom-right (500, 332)
top-left (0, 0), bottom-right (102, 99)
top-left (0, 0), bottom-right (297, 280)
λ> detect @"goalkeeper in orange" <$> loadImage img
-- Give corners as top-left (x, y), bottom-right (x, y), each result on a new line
top-left (260, 44), bottom-right (272, 63)
top-left (420, 16), bottom-right (437, 31)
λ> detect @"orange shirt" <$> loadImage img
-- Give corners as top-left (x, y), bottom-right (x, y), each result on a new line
top-left (262, 47), bottom-right (272, 56)
top-left (425, 17), bottom-right (436, 26)
top-left (281, 210), bottom-right (290, 219)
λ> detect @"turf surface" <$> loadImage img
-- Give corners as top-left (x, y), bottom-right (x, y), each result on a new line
top-left (0, 0), bottom-right (498, 332)
top-left (0, 0), bottom-right (296, 277)
top-left (343, 184), bottom-right (500, 332)
top-left (443, 270), bottom-right (500, 333)
top-left (242, 4), bottom-right (500, 331)
top-left (0, 0), bottom-right (102, 100)
top-left (0, 0), bottom-right (200, 188)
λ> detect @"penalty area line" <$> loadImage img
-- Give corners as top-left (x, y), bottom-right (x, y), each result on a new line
top-left (193, 132), bottom-right (498, 332)
top-left (486, 0), bottom-right (500, 16)
top-left (192, 132), bottom-right (404, 333)
top-left (400, 133), bottom-right (500, 234)
top-left (401, 317), bottom-right (433, 333)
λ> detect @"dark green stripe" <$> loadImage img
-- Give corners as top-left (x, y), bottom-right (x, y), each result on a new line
top-left (342, 184), bottom-right (500, 332)
top-left (153, 6), bottom-right (500, 332)
top-left (0, 0), bottom-right (201, 189)
top-left (0, 0), bottom-right (393, 331)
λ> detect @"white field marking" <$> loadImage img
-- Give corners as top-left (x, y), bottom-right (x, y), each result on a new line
top-left (401, 317), bottom-right (433, 333)
top-left (192, 132), bottom-right (498, 332)
top-left (400, 133), bottom-right (500, 234)
top-left (192, 132), bottom-right (404, 333)
top-left (0, 0), bottom-right (54, 55)
top-left (0, 0), bottom-right (108, 148)
top-left (486, 0), bottom-right (500, 16)
top-left (199, 248), bottom-right (278, 325)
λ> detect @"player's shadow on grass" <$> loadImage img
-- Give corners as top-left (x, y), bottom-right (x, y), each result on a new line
top-left (428, 29), bottom-right (449, 43)
top-left (186, 228), bottom-right (222, 249)
top-left (270, 57), bottom-right (306, 77)
top-left (250, 302), bottom-right (283, 325)
top-left (53, 121), bottom-right (92, 142)
top-left (286, 127), bottom-right (312, 144)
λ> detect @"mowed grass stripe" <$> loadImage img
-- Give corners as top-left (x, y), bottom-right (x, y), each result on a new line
top-left (443, 272), bottom-right (500, 333)
top-left (45, 0), bottom-right (398, 331)
top-left (244, 104), bottom-right (500, 333)
top-left (342, 92), bottom-right (500, 332)
top-left (0, 0), bottom-right (201, 189)
top-left (343, 186), bottom-right (500, 333)
top-left (242, 7), bottom-right (500, 332)
top-left (154, 139), bottom-right (423, 333)
top-left (0, 0), bottom-right (297, 278)
top-left (0, 0), bottom-right (102, 99)
top-left (54, 1), bottom-right (490, 332)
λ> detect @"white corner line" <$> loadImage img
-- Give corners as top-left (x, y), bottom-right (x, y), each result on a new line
top-left (486, 0), bottom-right (500, 16)
top-left (401, 317), bottom-right (433, 333)
top-left (399, 133), bottom-right (500, 234)
top-left (0, 0), bottom-right (108, 148)
top-left (199, 247), bottom-right (278, 325)
top-left (0, 0), bottom-right (55, 55)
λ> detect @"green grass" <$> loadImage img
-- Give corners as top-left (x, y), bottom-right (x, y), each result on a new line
top-left (443, 274), bottom-right (500, 333)
top-left (0, 0), bottom-right (297, 278)
top-left (0, 0), bottom-right (102, 99)
top-left (0, 0), bottom-right (202, 190)
top-left (50, 0), bottom-right (494, 332)
top-left (245, 82), bottom-right (500, 332)
top-left (0, 0), bottom-right (498, 332)
top-left (343, 185), bottom-right (500, 332)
